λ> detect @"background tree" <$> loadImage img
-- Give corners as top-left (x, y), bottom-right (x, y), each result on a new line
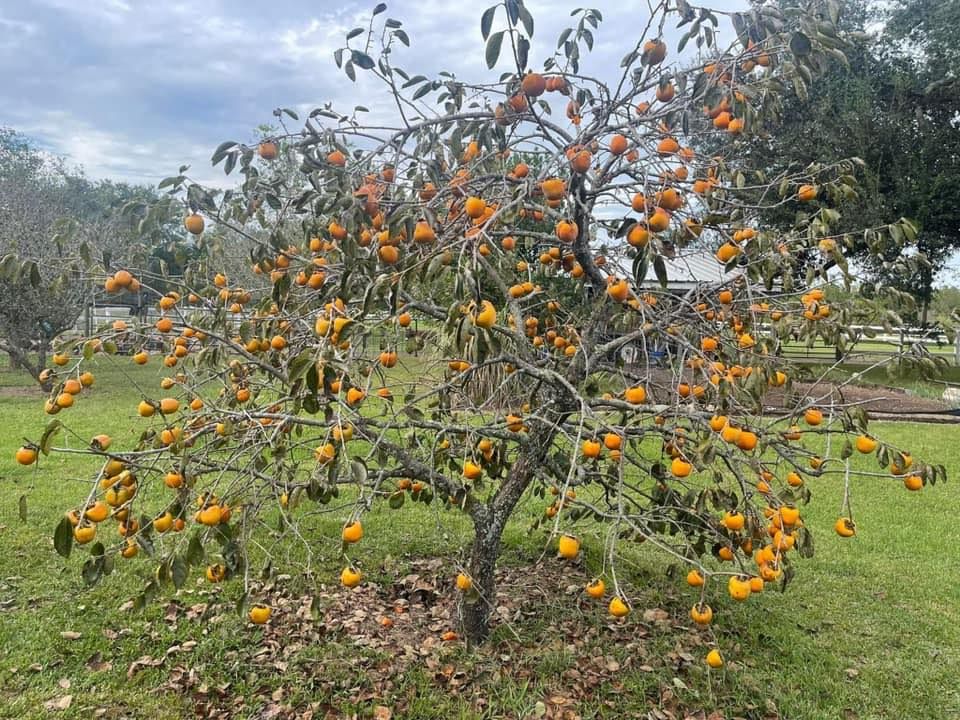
top-left (18, 0), bottom-right (943, 653)
top-left (0, 128), bottom-right (175, 380)
top-left (720, 0), bottom-right (960, 323)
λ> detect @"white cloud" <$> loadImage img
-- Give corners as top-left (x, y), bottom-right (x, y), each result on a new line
top-left (32, 0), bottom-right (132, 24)
top-left (0, 13), bottom-right (38, 50)
top-left (19, 110), bottom-right (225, 187)
top-left (1, 0), bottom-right (748, 187)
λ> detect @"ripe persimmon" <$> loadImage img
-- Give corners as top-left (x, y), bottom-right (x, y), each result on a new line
top-left (342, 521), bottom-right (363, 543)
top-left (184, 214), bottom-right (204, 235)
top-left (608, 596), bottom-right (630, 617)
top-left (520, 72), bottom-right (546, 97)
top-left (690, 603), bottom-right (713, 625)
top-left (834, 517), bottom-right (856, 537)
top-left (15, 446), bottom-right (37, 465)
top-left (585, 579), bottom-right (606, 598)
top-left (557, 534), bottom-right (580, 559)
top-left (340, 566), bottom-right (362, 588)
top-left (248, 605), bottom-right (272, 624)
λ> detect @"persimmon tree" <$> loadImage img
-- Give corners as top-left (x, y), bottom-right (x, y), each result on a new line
top-left (17, 0), bottom-right (945, 653)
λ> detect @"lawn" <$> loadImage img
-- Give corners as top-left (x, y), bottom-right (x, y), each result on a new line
top-left (2, 357), bottom-right (959, 719)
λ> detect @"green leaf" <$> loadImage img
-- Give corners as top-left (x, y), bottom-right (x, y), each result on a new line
top-left (790, 32), bottom-right (812, 56)
top-left (402, 74), bottom-right (427, 88)
top-left (82, 558), bottom-right (103, 586)
top-left (394, 29), bottom-right (409, 46)
top-left (350, 459), bottom-right (368, 484)
top-left (388, 491), bottom-right (406, 509)
top-left (211, 141), bottom-right (237, 165)
top-left (900, 218), bottom-right (918, 242)
top-left (288, 352), bottom-right (314, 382)
top-left (346, 27), bottom-right (364, 41)
top-left (481, 5), bottom-right (497, 40)
top-left (351, 51), bottom-right (375, 70)
top-left (136, 533), bottom-right (154, 557)
top-left (54, 516), bottom-right (73, 558)
top-left (518, 4), bottom-right (534, 37)
top-left (653, 255), bottom-right (668, 289)
top-left (186, 534), bottom-right (205, 565)
top-left (731, 12), bottom-right (749, 47)
top-left (632, 254), bottom-right (648, 286)
top-left (171, 556), bottom-right (188, 589)
top-left (18, 494), bottom-right (27, 522)
top-left (0, 255), bottom-right (16, 280)
top-left (40, 419), bottom-right (62, 455)
top-left (517, 35), bottom-right (529, 70)
top-left (582, 28), bottom-right (594, 50)
top-left (486, 30), bottom-right (505, 69)
top-left (840, 439), bottom-right (853, 459)
top-left (505, 0), bottom-right (519, 25)
top-left (412, 83), bottom-right (433, 101)
top-left (344, 61), bottom-right (356, 81)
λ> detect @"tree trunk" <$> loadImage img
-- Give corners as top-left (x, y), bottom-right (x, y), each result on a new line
top-left (1, 341), bottom-right (47, 389)
top-left (458, 511), bottom-right (503, 644)
top-left (457, 419), bottom-right (565, 643)
top-left (37, 339), bottom-right (48, 373)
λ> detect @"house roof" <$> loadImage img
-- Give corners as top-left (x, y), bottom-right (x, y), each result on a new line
top-left (639, 250), bottom-right (742, 289)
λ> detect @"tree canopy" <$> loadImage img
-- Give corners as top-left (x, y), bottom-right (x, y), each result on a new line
top-left (15, 0), bottom-right (944, 654)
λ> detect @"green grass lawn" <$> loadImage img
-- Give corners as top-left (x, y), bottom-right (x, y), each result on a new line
top-left (2, 358), bottom-right (959, 719)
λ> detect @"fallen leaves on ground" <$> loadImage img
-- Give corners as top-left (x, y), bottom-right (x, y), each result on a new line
top-left (137, 559), bottom-right (755, 719)
top-left (42, 695), bottom-right (72, 711)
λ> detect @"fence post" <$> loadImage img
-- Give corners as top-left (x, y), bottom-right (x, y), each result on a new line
top-left (899, 327), bottom-right (905, 372)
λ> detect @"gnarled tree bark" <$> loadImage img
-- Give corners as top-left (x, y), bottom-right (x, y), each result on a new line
top-left (458, 406), bottom-right (571, 643)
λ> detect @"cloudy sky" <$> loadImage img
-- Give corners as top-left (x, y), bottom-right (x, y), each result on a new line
top-left (0, 0), bottom-right (747, 188)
